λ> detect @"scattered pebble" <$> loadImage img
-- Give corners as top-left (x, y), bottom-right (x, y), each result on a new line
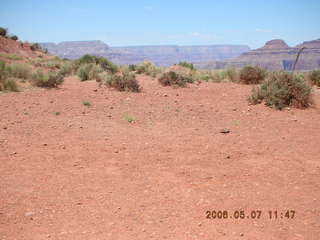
top-left (220, 128), bottom-right (231, 134)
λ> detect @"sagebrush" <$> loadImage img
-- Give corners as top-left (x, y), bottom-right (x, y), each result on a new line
top-left (249, 71), bottom-right (312, 110)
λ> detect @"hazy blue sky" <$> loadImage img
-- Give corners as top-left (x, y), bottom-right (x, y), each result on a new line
top-left (1, 0), bottom-right (319, 48)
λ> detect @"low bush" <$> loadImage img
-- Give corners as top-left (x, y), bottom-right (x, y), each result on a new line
top-left (0, 27), bottom-right (7, 37)
top-left (226, 68), bottom-right (240, 82)
top-left (30, 43), bottom-right (41, 51)
top-left (59, 61), bottom-right (75, 76)
top-left (103, 72), bottom-right (141, 92)
top-left (128, 64), bottom-right (137, 71)
top-left (0, 61), bottom-right (19, 92)
top-left (77, 63), bottom-right (103, 81)
top-left (0, 78), bottom-right (19, 92)
top-left (5, 63), bottom-right (32, 79)
top-left (178, 61), bottom-right (194, 70)
top-left (240, 66), bottom-right (267, 84)
top-left (309, 69), bottom-right (320, 87)
top-left (136, 61), bottom-right (161, 77)
top-left (158, 71), bottom-right (193, 87)
top-left (10, 35), bottom-right (18, 41)
top-left (75, 54), bottom-right (118, 74)
top-left (248, 71), bottom-right (312, 110)
top-left (32, 70), bottom-right (64, 88)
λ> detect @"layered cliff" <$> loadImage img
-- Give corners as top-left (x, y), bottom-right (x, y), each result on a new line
top-left (39, 41), bottom-right (250, 66)
top-left (196, 39), bottom-right (320, 71)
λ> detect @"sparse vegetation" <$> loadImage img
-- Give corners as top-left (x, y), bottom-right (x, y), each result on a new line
top-left (0, 53), bottom-right (23, 60)
top-left (59, 61), bottom-right (75, 76)
top-left (309, 69), bottom-right (320, 87)
top-left (248, 71), bottom-right (312, 110)
top-left (178, 61), bottom-right (194, 70)
top-left (125, 115), bottom-right (136, 123)
top-left (77, 63), bottom-right (103, 81)
top-left (103, 71), bottom-right (141, 92)
top-left (240, 66), bottom-right (267, 84)
top-left (158, 71), bottom-right (193, 87)
top-left (82, 101), bottom-right (91, 106)
top-left (136, 61), bottom-right (162, 77)
top-left (226, 68), bottom-right (240, 82)
top-left (6, 63), bottom-right (32, 79)
top-left (76, 55), bottom-right (118, 74)
top-left (32, 70), bottom-right (64, 88)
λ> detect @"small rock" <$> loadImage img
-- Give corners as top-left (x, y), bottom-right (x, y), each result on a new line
top-left (3, 127), bottom-right (7, 130)
top-left (25, 212), bottom-right (35, 218)
top-left (220, 128), bottom-right (231, 134)
top-left (240, 233), bottom-right (244, 237)
top-left (43, 143), bottom-right (47, 146)
top-left (93, 89), bottom-right (98, 92)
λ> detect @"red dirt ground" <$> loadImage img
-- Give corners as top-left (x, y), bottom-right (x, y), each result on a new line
top-left (1, 76), bottom-right (320, 240)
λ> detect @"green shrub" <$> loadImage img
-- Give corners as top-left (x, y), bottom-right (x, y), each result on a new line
top-left (128, 64), bottom-right (137, 71)
top-left (59, 61), bottom-right (75, 76)
top-left (0, 78), bottom-right (19, 92)
top-left (0, 61), bottom-right (19, 92)
top-left (248, 71), bottom-right (312, 110)
top-left (178, 61), bottom-right (194, 70)
top-left (158, 71), bottom-right (193, 87)
top-left (30, 43), bottom-right (41, 51)
top-left (226, 68), bottom-right (240, 82)
top-left (0, 27), bottom-right (7, 37)
top-left (136, 61), bottom-right (160, 77)
top-left (45, 60), bottom-right (61, 69)
top-left (10, 35), bottom-right (18, 41)
top-left (6, 63), bottom-right (32, 79)
top-left (309, 69), bottom-right (320, 87)
top-left (104, 72), bottom-right (141, 92)
top-left (77, 63), bottom-right (103, 81)
top-left (240, 66), bottom-right (267, 84)
top-left (75, 55), bottom-right (118, 74)
top-left (32, 70), bottom-right (64, 88)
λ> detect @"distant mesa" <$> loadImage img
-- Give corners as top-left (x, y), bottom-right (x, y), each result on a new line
top-left (39, 41), bottom-right (250, 66)
top-left (259, 39), bottom-right (290, 50)
top-left (196, 38), bottom-right (320, 71)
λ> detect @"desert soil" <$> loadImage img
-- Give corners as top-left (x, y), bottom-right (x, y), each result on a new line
top-left (1, 76), bottom-right (320, 240)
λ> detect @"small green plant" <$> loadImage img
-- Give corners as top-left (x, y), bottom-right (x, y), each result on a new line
top-left (178, 61), bottom-right (194, 70)
top-left (125, 115), bottom-right (136, 123)
top-left (248, 71), bottom-right (312, 110)
top-left (240, 66), bottom-right (267, 84)
top-left (32, 70), bottom-right (64, 88)
top-left (104, 72), bottom-right (141, 92)
top-left (82, 101), bottom-right (91, 106)
top-left (0, 27), bottom-right (7, 37)
top-left (309, 69), bottom-right (320, 87)
top-left (55, 111), bottom-right (61, 116)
